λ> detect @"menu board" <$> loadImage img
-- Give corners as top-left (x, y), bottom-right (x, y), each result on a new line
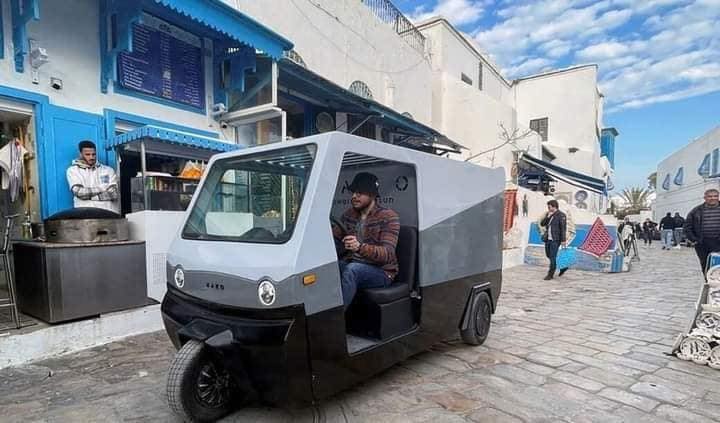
top-left (118, 13), bottom-right (205, 109)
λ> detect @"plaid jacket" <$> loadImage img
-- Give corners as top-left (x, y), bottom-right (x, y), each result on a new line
top-left (333, 205), bottom-right (400, 280)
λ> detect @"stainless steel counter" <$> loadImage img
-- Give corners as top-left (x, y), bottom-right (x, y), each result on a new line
top-left (13, 240), bottom-right (148, 324)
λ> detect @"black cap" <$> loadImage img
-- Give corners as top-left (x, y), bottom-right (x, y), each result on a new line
top-left (349, 172), bottom-right (380, 196)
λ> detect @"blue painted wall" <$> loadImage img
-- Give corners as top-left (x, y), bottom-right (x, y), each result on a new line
top-left (600, 129), bottom-right (618, 169)
top-left (528, 222), bottom-right (618, 250)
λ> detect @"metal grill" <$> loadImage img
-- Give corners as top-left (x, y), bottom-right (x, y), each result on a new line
top-left (361, 0), bottom-right (426, 53)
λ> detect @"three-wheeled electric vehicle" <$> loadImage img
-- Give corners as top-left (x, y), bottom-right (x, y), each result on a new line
top-left (161, 132), bottom-right (505, 422)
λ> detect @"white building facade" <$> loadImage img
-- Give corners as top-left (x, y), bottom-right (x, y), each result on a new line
top-left (656, 126), bottom-right (720, 219)
top-left (415, 18), bottom-right (612, 213)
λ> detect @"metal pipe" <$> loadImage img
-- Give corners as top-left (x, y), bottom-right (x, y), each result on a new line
top-left (140, 141), bottom-right (148, 211)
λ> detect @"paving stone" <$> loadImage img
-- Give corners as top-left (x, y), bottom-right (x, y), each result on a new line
top-left (612, 406), bottom-right (672, 423)
top-left (525, 352), bottom-right (571, 368)
top-left (578, 367), bottom-right (637, 388)
top-left (624, 351), bottom-right (671, 367)
top-left (488, 364), bottom-right (546, 386)
top-left (655, 368), bottom-right (720, 394)
top-left (516, 361), bottom-right (555, 377)
top-left (638, 374), bottom-right (706, 398)
top-left (545, 341), bottom-right (600, 356)
top-left (467, 407), bottom-right (524, 423)
top-left (0, 247), bottom-right (712, 422)
top-left (629, 382), bottom-right (690, 405)
top-left (569, 354), bottom-right (644, 377)
top-left (592, 352), bottom-right (661, 372)
top-left (598, 388), bottom-right (659, 412)
top-left (423, 391), bottom-right (483, 413)
top-left (557, 362), bottom-right (586, 373)
top-left (682, 398), bottom-right (720, 421)
top-left (542, 383), bottom-right (619, 412)
top-left (549, 371), bottom-right (605, 392)
top-left (665, 358), bottom-right (720, 379)
top-left (655, 404), bottom-right (717, 423)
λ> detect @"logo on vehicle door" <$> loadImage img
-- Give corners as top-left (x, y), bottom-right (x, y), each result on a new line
top-left (174, 267), bottom-right (185, 288)
top-left (258, 280), bottom-right (276, 306)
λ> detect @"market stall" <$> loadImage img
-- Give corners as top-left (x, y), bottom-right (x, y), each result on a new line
top-left (108, 126), bottom-right (239, 301)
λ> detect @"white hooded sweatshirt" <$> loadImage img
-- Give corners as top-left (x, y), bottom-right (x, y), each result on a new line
top-left (66, 159), bottom-right (120, 213)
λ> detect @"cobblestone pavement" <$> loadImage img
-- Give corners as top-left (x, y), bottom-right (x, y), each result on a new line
top-left (1, 246), bottom-right (717, 422)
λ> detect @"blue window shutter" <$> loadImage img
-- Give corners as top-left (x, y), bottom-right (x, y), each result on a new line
top-left (674, 167), bottom-right (684, 186)
top-left (699, 153), bottom-right (711, 177)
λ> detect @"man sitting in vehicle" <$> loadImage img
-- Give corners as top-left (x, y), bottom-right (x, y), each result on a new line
top-left (332, 172), bottom-right (400, 309)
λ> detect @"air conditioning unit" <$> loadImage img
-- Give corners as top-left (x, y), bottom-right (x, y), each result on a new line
top-left (315, 112), bottom-right (335, 133)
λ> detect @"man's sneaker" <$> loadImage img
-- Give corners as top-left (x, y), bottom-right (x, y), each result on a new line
top-left (558, 268), bottom-right (568, 277)
top-left (543, 274), bottom-right (553, 281)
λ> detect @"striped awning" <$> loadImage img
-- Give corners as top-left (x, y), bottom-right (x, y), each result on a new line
top-left (520, 153), bottom-right (607, 195)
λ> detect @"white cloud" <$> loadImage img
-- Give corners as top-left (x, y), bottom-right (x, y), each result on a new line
top-left (466, 0), bottom-right (720, 110)
top-left (577, 41), bottom-right (630, 60)
top-left (505, 57), bottom-right (554, 77)
top-left (540, 40), bottom-right (573, 58)
top-left (411, 0), bottom-right (485, 26)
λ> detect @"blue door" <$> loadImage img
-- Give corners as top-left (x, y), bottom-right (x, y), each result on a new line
top-left (41, 106), bottom-right (104, 217)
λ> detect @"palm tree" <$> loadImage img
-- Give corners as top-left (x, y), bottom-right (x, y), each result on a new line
top-left (620, 187), bottom-right (652, 212)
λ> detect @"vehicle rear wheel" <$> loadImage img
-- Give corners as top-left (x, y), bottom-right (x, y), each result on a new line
top-left (460, 291), bottom-right (492, 346)
top-left (167, 340), bottom-right (238, 423)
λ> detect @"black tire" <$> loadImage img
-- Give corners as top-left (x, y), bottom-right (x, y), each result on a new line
top-left (166, 340), bottom-right (237, 423)
top-left (460, 291), bottom-right (492, 346)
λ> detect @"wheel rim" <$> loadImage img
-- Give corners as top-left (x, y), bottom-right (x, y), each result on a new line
top-left (195, 360), bottom-right (231, 408)
top-left (475, 300), bottom-right (491, 338)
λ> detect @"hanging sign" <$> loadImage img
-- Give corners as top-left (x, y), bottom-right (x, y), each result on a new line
top-left (118, 13), bottom-right (205, 109)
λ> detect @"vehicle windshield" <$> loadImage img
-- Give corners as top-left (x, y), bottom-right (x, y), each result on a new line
top-left (182, 144), bottom-right (316, 243)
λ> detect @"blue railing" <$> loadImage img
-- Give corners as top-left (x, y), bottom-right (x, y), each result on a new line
top-left (361, 0), bottom-right (426, 53)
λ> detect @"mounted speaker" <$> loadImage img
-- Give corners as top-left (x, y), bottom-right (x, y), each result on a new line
top-left (315, 112), bottom-right (335, 133)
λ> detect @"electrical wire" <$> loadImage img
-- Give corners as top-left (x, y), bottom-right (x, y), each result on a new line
top-left (289, 0), bottom-right (431, 75)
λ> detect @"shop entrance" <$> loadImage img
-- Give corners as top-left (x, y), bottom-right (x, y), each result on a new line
top-left (0, 102), bottom-right (40, 331)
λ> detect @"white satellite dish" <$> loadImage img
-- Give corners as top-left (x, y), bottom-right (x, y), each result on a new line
top-left (315, 112), bottom-right (335, 133)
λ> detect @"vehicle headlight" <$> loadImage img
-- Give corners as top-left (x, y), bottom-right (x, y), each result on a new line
top-left (258, 280), bottom-right (276, 306)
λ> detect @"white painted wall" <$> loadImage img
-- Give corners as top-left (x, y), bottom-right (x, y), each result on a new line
top-left (226, 0), bottom-right (433, 125)
top-left (418, 19), bottom-right (511, 107)
top-left (439, 74), bottom-right (541, 181)
top-left (416, 19), bottom-right (540, 183)
top-left (514, 66), bottom-right (605, 211)
top-left (0, 0), bottom-right (229, 139)
top-left (656, 126), bottom-right (720, 219)
top-left (515, 66), bottom-right (601, 153)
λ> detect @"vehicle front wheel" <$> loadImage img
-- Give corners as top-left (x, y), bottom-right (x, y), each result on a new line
top-left (460, 291), bottom-right (492, 346)
top-left (166, 340), bottom-right (239, 423)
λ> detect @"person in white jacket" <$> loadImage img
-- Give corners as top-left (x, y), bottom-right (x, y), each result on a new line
top-left (66, 140), bottom-right (120, 214)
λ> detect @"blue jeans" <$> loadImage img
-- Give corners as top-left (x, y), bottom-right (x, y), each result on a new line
top-left (661, 229), bottom-right (674, 248)
top-left (339, 261), bottom-right (390, 308)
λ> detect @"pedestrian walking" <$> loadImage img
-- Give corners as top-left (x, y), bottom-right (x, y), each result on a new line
top-left (538, 200), bottom-right (567, 280)
top-left (522, 194), bottom-right (528, 217)
top-left (660, 212), bottom-right (675, 250)
top-left (673, 212), bottom-right (685, 249)
top-left (684, 189), bottom-right (720, 273)
top-left (642, 218), bottom-right (656, 247)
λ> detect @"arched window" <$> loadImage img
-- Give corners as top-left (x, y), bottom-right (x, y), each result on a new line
top-left (348, 80), bottom-right (373, 100)
top-left (284, 50), bottom-right (307, 68)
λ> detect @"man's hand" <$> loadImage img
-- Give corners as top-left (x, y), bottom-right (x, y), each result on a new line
top-left (561, 241), bottom-right (568, 247)
top-left (343, 235), bottom-right (361, 252)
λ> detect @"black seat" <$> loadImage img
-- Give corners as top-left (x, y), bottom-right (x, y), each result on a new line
top-left (361, 226), bottom-right (417, 303)
top-left (347, 226), bottom-right (417, 340)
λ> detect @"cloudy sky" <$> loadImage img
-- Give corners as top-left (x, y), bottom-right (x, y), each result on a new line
top-left (396, 0), bottom-right (720, 191)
